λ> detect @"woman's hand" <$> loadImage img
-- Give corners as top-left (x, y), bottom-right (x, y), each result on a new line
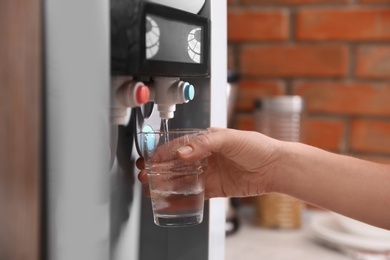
top-left (137, 127), bottom-right (390, 229)
top-left (137, 128), bottom-right (281, 199)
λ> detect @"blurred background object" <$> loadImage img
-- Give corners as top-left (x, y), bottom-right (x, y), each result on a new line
top-left (0, 2), bottom-right (42, 260)
top-left (332, 213), bottom-right (390, 240)
top-left (227, 70), bottom-right (240, 128)
top-left (226, 0), bottom-right (390, 259)
top-left (226, 70), bottom-right (241, 236)
top-left (254, 96), bottom-right (305, 229)
top-left (228, 0), bottom-right (390, 164)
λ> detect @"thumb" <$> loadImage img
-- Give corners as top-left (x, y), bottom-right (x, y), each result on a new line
top-left (177, 128), bottom-right (228, 161)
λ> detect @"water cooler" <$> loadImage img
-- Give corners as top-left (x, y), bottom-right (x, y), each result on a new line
top-left (44, 0), bottom-right (226, 259)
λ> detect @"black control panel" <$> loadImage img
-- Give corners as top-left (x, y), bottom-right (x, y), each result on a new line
top-left (111, 1), bottom-right (210, 77)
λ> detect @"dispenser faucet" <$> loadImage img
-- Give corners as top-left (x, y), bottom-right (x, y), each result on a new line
top-left (111, 76), bottom-right (150, 125)
top-left (150, 77), bottom-right (195, 119)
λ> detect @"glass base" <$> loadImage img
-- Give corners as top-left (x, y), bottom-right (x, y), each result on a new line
top-left (154, 212), bottom-right (203, 227)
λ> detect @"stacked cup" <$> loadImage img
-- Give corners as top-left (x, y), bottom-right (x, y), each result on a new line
top-left (254, 96), bottom-right (305, 229)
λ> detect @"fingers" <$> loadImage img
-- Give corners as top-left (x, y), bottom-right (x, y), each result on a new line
top-left (144, 185), bottom-right (151, 198)
top-left (137, 169), bottom-right (148, 184)
top-left (207, 127), bottom-right (224, 133)
top-left (177, 128), bottom-right (228, 161)
top-left (137, 169), bottom-right (150, 198)
top-left (136, 157), bottom-right (151, 197)
top-left (136, 157), bottom-right (148, 184)
top-left (136, 157), bottom-right (145, 170)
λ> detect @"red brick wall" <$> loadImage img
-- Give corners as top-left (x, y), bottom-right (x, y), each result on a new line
top-left (228, 0), bottom-right (390, 163)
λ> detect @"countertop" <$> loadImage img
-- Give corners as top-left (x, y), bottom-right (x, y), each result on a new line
top-left (225, 206), bottom-right (350, 260)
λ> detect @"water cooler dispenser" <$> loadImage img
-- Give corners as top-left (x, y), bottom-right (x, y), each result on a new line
top-left (44, 0), bottom-right (226, 259)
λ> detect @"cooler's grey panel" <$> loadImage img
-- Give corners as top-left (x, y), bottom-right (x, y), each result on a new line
top-left (44, 1), bottom-right (110, 259)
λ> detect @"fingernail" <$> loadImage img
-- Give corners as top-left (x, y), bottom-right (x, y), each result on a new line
top-left (177, 145), bottom-right (193, 156)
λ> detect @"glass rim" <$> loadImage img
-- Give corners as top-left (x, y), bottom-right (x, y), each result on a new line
top-left (138, 128), bottom-right (207, 135)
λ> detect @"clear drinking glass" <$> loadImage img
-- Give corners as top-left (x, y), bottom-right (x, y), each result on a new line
top-left (138, 129), bottom-right (208, 227)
